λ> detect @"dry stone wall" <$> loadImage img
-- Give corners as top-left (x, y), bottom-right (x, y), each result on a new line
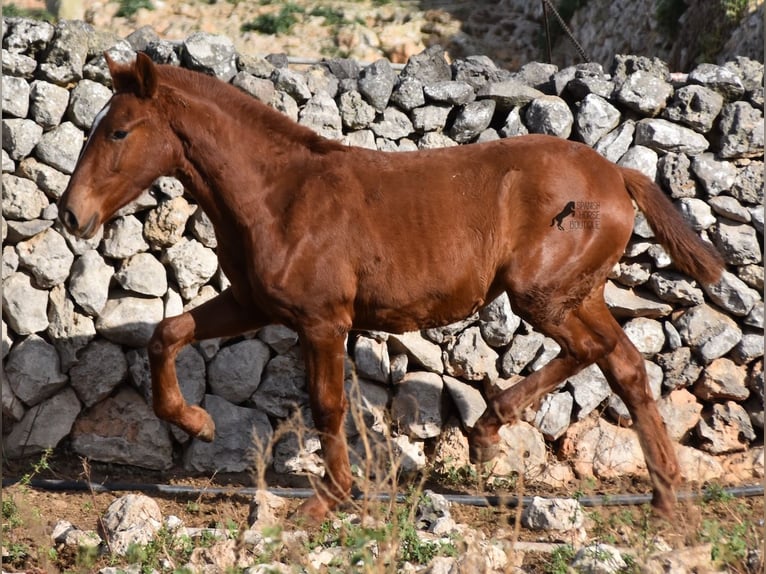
top-left (2, 18), bottom-right (764, 489)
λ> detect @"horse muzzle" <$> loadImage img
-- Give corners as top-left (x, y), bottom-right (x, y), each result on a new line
top-left (60, 205), bottom-right (99, 239)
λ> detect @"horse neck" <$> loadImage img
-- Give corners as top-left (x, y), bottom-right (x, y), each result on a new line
top-left (159, 72), bottom-right (336, 222)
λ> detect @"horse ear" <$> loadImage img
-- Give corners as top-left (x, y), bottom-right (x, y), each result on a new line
top-left (133, 52), bottom-right (158, 98)
top-left (105, 51), bottom-right (157, 98)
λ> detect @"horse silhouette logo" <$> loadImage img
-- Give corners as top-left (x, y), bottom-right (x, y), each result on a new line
top-left (551, 201), bottom-right (576, 230)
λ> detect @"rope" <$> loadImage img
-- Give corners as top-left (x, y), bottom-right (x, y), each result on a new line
top-left (540, 0), bottom-right (590, 64)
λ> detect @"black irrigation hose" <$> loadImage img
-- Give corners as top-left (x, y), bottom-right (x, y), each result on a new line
top-left (3, 478), bottom-right (762, 509)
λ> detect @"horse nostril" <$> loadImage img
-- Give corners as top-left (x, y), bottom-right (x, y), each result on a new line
top-left (62, 208), bottom-right (79, 232)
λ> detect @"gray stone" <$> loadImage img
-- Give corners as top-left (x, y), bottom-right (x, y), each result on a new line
top-left (143, 196), bottom-right (196, 249)
top-left (18, 157), bottom-right (71, 200)
top-left (574, 94), bottom-right (621, 146)
top-left (529, 337), bottom-right (561, 371)
top-left (370, 107), bottom-right (413, 140)
top-left (445, 326), bottom-right (498, 382)
top-left (67, 79), bottom-right (113, 130)
top-left (96, 291), bottom-right (164, 347)
top-left (417, 132), bottom-right (457, 149)
top-left (730, 161), bottom-right (763, 205)
top-left (709, 220), bottom-right (762, 266)
top-left (271, 68), bottom-right (311, 104)
top-left (498, 107), bottom-right (529, 138)
top-left (716, 101), bottom-right (764, 159)
top-left (298, 93), bottom-right (342, 140)
top-left (522, 496), bottom-right (584, 531)
top-left (208, 339), bottom-right (270, 404)
top-left (34, 121), bottom-right (84, 174)
top-left (524, 95), bottom-right (573, 138)
top-left (452, 55), bottom-right (506, 91)
top-left (534, 392), bottom-right (573, 441)
top-left (181, 32), bottom-right (237, 81)
top-left (657, 346), bottom-right (703, 391)
top-left (677, 197), bottom-right (717, 230)
top-left (28, 81), bottom-right (67, 129)
top-left (477, 79), bottom-right (544, 113)
top-left (353, 335), bottom-right (389, 383)
top-left (618, 145), bottom-right (658, 180)
top-left (478, 293), bottom-right (520, 347)
top-left (662, 85), bottom-right (724, 133)
top-left (16, 228), bottom-right (73, 288)
top-left (703, 270), bottom-right (759, 317)
top-left (732, 332), bottom-right (764, 365)
top-left (2, 118), bottom-right (44, 161)
top-left (2, 75), bottom-right (30, 118)
top-left (272, 425), bottom-right (323, 476)
top-left (358, 58), bottom-right (396, 111)
top-left (388, 331), bottom-right (444, 373)
top-left (674, 304), bottom-right (742, 363)
top-left (604, 282), bottom-right (672, 319)
top-left (708, 195), bottom-right (750, 223)
top-left (46, 284), bottom-right (96, 371)
top-left (338, 90), bottom-right (376, 130)
top-left (493, 421), bottom-right (547, 478)
top-left (256, 325), bottom-right (298, 354)
top-left (69, 340), bottom-right (129, 407)
top-left (648, 271), bottom-right (704, 306)
top-left (51, 520), bottom-right (101, 550)
top-left (5, 334), bottom-right (68, 406)
top-left (3, 18), bottom-right (55, 55)
top-left (1, 49), bottom-right (38, 78)
top-left (443, 376), bottom-right (485, 429)
top-left (69, 250), bottom-right (114, 316)
top-left (232, 73), bottom-right (275, 104)
top-left (689, 63), bottom-right (745, 100)
top-left (2, 271), bottom-right (49, 335)
top-left (574, 418), bottom-right (646, 479)
top-left (252, 349), bottom-right (307, 418)
top-left (564, 63), bottom-right (613, 99)
top-left (691, 153), bottom-right (739, 197)
top-left (657, 152), bottom-right (696, 198)
top-left (184, 395), bottom-right (273, 472)
top-left (610, 261), bottom-right (651, 287)
top-left (115, 252), bottom-right (168, 297)
top-left (635, 118), bottom-right (709, 154)
top-left (615, 71), bottom-right (673, 116)
top-left (411, 105), bottom-right (451, 133)
top-left (594, 121), bottom-right (635, 163)
top-left (391, 371), bottom-right (443, 439)
top-left (400, 45), bottom-right (450, 85)
top-left (423, 81), bottom-right (475, 105)
top-left (101, 494), bottom-right (163, 556)
top-left (164, 238), bottom-right (218, 300)
top-left (622, 317), bottom-right (665, 356)
top-left (696, 401), bottom-right (756, 454)
top-left (390, 76), bottom-right (425, 111)
top-left (571, 544), bottom-right (626, 574)
top-left (447, 99), bottom-right (495, 143)
top-left (4, 387), bottom-right (80, 458)
top-left (5, 219), bottom-right (54, 244)
top-left (501, 331), bottom-right (544, 376)
top-left (71, 387), bottom-right (173, 470)
top-left (189, 209), bottom-right (217, 248)
top-left (567, 363), bottom-right (610, 419)
top-left (38, 20), bottom-right (91, 85)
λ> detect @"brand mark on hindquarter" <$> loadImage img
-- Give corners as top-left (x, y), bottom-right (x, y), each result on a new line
top-left (551, 201), bottom-right (600, 231)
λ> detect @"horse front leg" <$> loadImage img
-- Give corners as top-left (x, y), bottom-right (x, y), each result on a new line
top-left (295, 327), bottom-right (352, 522)
top-left (148, 288), bottom-right (265, 440)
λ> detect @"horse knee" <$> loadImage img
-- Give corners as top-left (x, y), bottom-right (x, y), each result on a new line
top-left (149, 314), bottom-right (193, 360)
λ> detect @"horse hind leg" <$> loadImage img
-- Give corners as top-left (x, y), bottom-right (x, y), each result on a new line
top-left (594, 321), bottom-right (680, 518)
top-left (469, 293), bottom-right (618, 463)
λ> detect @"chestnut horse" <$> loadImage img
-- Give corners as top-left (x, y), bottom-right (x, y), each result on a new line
top-left (60, 53), bottom-right (723, 521)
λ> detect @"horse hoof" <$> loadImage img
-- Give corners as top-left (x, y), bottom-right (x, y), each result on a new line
top-left (190, 406), bottom-right (216, 442)
top-left (295, 496), bottom-right (331, 524)
top-left (468, 428), bottom-right (500, 463)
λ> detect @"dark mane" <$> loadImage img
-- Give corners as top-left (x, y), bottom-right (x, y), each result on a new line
top-left (155, 64), bottom-right (346, 155)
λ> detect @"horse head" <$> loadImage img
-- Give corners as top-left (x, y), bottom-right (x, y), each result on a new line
top-left (59, 52), bottom-right (178, 238)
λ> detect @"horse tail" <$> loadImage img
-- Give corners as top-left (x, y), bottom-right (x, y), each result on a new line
top-left (620, 166), bottom-right (724, 285)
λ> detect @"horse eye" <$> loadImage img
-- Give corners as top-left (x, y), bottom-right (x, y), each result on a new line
top-left (111, 130), bottom-right (129, 140)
